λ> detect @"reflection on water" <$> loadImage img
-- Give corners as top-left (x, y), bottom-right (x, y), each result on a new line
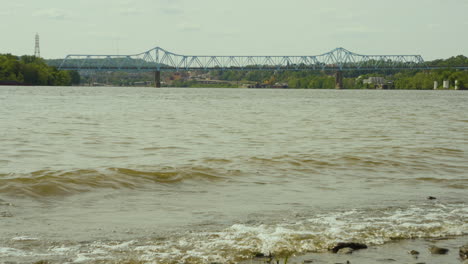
top-left (0, 87), bottom-right (467, 263)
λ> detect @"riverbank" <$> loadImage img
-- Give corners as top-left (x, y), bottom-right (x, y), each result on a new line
top-left (0, 80), bottom-right (30, 86)
top-left (8, 235), bottom-right (467, 263)
top-left (247, 236), bottom-right (468, 264)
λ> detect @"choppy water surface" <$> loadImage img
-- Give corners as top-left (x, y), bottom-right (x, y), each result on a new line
top-left (0, 87), bottom-right (467, 263)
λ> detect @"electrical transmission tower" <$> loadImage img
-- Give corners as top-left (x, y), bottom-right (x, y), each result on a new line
top-left (34, 33), bottom-right (40, 57)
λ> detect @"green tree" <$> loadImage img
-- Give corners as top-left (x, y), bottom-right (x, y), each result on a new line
top-left (0, 54), bottom-right (75, 86)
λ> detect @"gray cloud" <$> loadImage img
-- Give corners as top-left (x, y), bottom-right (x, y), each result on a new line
top-left (117, 7), bottom-right (144, 16)
top-left (178, 22), bottom-right (201, 32)
top-left (338, 26), bottom-right (376, 34)
top-left (33, 8), bottom-right (69, 20)
top-left (160, 6), bottom-right (184, 15)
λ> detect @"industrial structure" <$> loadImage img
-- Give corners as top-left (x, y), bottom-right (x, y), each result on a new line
top-left (34, 33), bottom-right (40, 58)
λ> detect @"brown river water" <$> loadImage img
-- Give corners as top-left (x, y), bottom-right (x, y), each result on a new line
top-left (0, 87), bottom-right (467, 263)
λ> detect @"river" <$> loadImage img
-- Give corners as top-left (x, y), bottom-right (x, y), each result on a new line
top-left (0, 87), bottom-right (467, 263)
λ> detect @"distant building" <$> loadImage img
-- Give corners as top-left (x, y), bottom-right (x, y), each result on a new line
top-left (363, 77), bottom-right (386, 85)
top-left (272, 82), bottom-right (289, 88)
top-left (362, 77), bottom-right (393, 89)
top-left (247, 82), bottom-right (288, 89)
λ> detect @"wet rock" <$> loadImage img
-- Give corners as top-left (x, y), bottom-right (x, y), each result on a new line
top-left (254, 252), bottom-right (273, 259)
top-left (254, 252), bottom-right (265, 258)
top-left (409, 250), bottom-right (420, 255)
top-left (460, 245), bottom-right (468, 260)
top-left (331, 242), bottom-right (367, 253)
top-left (337, 247), bottom-right (353, 254)
top-left (427, 196), bottom-right (437, 200)
top-left (429, 246), bottom-right (449, 254)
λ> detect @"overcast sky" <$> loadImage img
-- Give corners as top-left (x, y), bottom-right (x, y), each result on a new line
top-left (1, 0), bottom-right (467, 60)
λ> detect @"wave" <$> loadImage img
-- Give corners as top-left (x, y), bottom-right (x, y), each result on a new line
top-left (245, 153), bottom-right (468, 176)
top-left (1, 204), bottom-right (466, 263)
top-left (0, 166), bottom-right (227, 198)
top-left (94, 204), bottom-right (468, 263)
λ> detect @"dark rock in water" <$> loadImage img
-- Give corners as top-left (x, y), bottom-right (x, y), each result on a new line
top-left (254, 252), bottom-right (274, 259)
top-left (427, 196), bottom-right (437, 200)
top-left (376, 259), bottom-right (397, 262)
top-left (331, 242), bottom-right (367, 253)
top-left (337, 247), bottom-right (353, 254)
top-left (429, 246), bottom-right (449, 254)
top-left (460, 245), bottom-right (468, 260)
top-left (409, 250), bottom-right (420, 255)
top-left (303, 260), bottom-right (314, 263)
top-left (254, 252), bottom-right (265, 258)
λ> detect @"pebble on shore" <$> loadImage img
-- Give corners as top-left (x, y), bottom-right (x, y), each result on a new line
top-left (460, 245), bottom-right (468, 260)
top-left (429, 246), bottom-right (449, 254)
top-left (331, 242), bottom-right (368, 253)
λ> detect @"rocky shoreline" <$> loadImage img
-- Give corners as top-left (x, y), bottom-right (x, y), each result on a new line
top-left (248, 236), bottom-right (468, 264)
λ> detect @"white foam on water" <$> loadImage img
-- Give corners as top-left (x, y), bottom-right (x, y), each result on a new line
top-left (1, 203), bottom-right (467, 263)
top-left (49, 245), bottom-right (80, 254)
top-left (0, 247), bottom-right (27, 257)
top-left (73, 253), bottom-right (94, 263)
top-left (134, 245), bottom-right (164, 251)
top-left (11, 236), bottom-right (39, 241)
top-left (138, 247), bottom-right (181, 262)
top-left (73, 251), bottom-right (113, 263)
top-left (131, 203), bottom-right (467, 263)
top-left (97, 240), bottom-right (136, 250)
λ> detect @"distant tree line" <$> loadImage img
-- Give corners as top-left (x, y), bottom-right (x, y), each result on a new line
top-left (0, 54), bottom-right (80, 86)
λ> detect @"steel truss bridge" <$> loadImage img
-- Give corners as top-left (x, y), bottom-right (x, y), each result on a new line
top-left (55, 46), bottom-right (467, 88)
top-left (58, 47), bottom-right (429, 72)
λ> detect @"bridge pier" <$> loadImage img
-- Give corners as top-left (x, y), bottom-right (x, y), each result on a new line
top-left (154, 71), bottom-right (161, 88)
top-left (335, 71), bottom-right (344, 89)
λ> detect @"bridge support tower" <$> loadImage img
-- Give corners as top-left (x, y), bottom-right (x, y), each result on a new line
top-left (335, 71), bottom-right (344, 89)
top-left (154, 71), bottom-right (161, 88)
